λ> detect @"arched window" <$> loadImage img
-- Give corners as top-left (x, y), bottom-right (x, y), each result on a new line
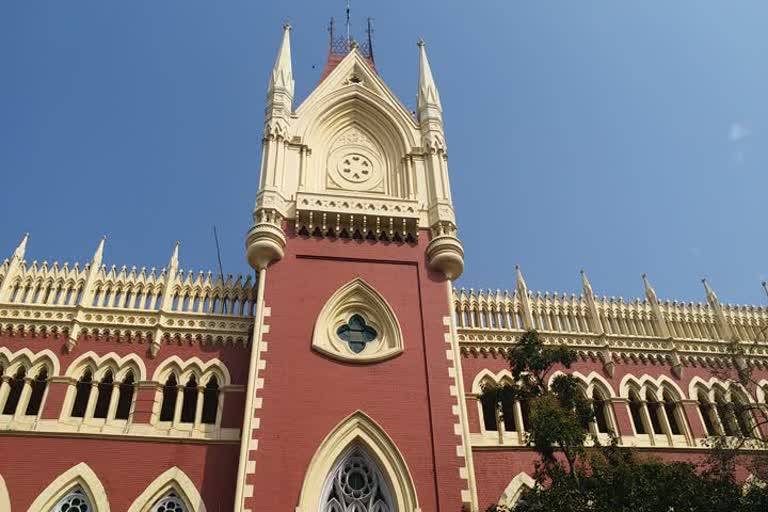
top-left (593, 389), bottom-right (611, 434)
top-left (646, 394), bottom-right (663, 435)
top-left (321, 447), bottom-right (394, 512)
top-left (629, 392), bottom-right (646, 435)
top-left (71, 369), bottom-right (93, 418)
top-left (519, 398), bottom-right (531, 432)
top-left (160, 374), bottom-right (178, 422)
top-left (2, 367), bottom-right (26, 415)
top-left (732, 396), bottom-right (754, 438)
top-left (151, 492), bottom-right (187, 512)
top-left (115, 371), bottom-right (135, 420)
top-left (500, 390), bottom-right (517, 433)
top-left (201, 376), bottom-right (219, 425)
top-left (25, 368), bottom-right (48, 416)
top-left (715, 393), bottom-right (736, 436)
top-left (698, 391), bottom-right (716, 436)
top-left (662, 392), bottom-right (682, 435)
top-left (480, 392), bottom-right (498, 431)
top-left (180, 376), bottom-right (198, 424)
top-left (52, 487), bottom-right (92, 512)
top-left (93, 370), bottom-right (114, 419)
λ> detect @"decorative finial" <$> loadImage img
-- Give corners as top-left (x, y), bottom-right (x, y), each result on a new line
top-left (417, 38), bottom-right (425, 48)
top-left (282, 21), bottom-right (291, 31)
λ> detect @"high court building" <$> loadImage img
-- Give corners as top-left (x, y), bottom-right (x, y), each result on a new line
top-left (1, 20), bottom-right (767, 512)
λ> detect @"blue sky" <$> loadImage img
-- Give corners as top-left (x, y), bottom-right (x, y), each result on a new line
top-left (1, 1), bottom-right (766, 305)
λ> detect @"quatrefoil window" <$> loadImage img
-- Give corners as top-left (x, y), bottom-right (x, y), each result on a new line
top-left (336, 314), bottom-right (378, 353)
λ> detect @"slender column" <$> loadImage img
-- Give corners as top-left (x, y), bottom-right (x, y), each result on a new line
top-left (12, 378), bottom-right (33, 420)
top-left (0, 376), bottom-right (10, 413)
top-left (514, 400), bottom-right (526, 443)
top-left (639, 400), bottom-right (656, 445)
top-left (193, 386), bottom-right (205, 430)
top-left (656, 401), bottom-right (674, 445)
top-left (106, 383), bottom-right (120, 422)
top-left (83, 382), bottom-right (100, 421)
top-left (172, 386), bottom-right (184, 427)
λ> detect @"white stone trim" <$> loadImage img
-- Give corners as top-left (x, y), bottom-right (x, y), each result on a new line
top-left (498, 472), bottom-right (535, 508)
top-left (126, 466), bottom-right (206, 512)
top-left (312, 278), bottom-right (403, 363)
top-left (0, 474), bottom-right (10, 512)
top-left (295, 410), bottom-right (421, 512)
top-left (26, 462), bottom-right (110, 512)
top-left (0, 346), bottom-right (60, 376)
top-left (65, 351), bottom-right (147, 381)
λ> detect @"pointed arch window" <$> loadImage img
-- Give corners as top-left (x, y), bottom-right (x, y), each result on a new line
top-left (628, 392), bottom-right (646, 435)
top-left (151, 491), bottom-right (187, 512)
top-left (646, 394), bottom-right (663, 435)
top-left (201, 376), bottom-right (219, 424)
top-left (2, 367), bottom-right (26, 415)
top-left (115, 371), bottom-right (135, 420)
top-left (662, 391), bottom-right (682, 435)
top-left (698, 391), bottom-right (716, 436)
top-left (715, 393), bottom-right (737, 436)
top-left (93, 370), bottom-right (114, 419)
top-left (52, 487), bottom-right (92, 512)
top-left (180, 375), bottom-right (198, 424)
top-left (592, 389), bottom-right (611, 434)
top-left (160, 374), bottom-right (178, 422)
top-left (25, 368), bottom-right (48, 416)
top-left (321, 447), bottom-right (394, 512)
top-left (480, 391), bottom-right (498, 431)
top-left (71, 369), bottom-right (93, 418)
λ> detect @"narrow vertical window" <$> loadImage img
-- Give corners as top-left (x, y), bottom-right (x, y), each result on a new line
top-left (733, 397), bottom-right (753, 438)
top-left (93, 370), bottom-right (114, 419)
top-left (715, 395), bottom-right (736, 436)
top-left (593, 390), bottom-right (611, 434)
top-left (500, 392), bottom-right (517, 433)
top-left (629, 392), bottom-right (646, 435)
top-left (698, 392), bottom-right (716, 436)
top-left (180, 375), bottom-right (198, 423)
top-left (25, 368), bottom-right (48, 416)
top-left (201, 376), bottom-right (219, 425)
top-left (663, 392), bottom-right (682, 435)
top-left (71, 369), bottom-right (93, 418)
top-left (480, 393), bottom-right (498, 431)
top-left (115, 371), bottom-right (135, 420)
top-left (520, 398), bottom-right (532, 432)
top-left (646, 395), bottom-right (663, 434)
top-left (2, 367), bottom-right (26, 415)
top-left (160, 374), bottom-right (178, 422)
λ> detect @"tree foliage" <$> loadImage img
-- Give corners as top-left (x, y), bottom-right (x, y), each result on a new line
top-left (480, 329), bottom-right (768, 512)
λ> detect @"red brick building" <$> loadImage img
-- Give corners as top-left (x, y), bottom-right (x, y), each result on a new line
top-left (1, 21), bottom-right (767, 512)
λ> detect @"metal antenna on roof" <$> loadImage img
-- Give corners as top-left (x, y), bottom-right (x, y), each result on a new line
top-left (346, 0), bottom-right (351, 45)
top-left (213, 225), bottom-right (227, 313)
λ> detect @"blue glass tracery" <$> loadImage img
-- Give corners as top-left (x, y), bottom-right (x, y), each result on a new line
top-left (337, 314), bottom-right (378, 353)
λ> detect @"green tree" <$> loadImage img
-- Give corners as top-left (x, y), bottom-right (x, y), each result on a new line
top-left (481, 329), bottom-right (768, 512)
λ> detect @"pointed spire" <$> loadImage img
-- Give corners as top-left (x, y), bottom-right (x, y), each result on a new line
top-left (269, 23), bottom-right (294, 100)
top-left (642, 273), bottom-right (659, 304)
top-left (515, 265), bottom-right (529, 295)
top-left (515, 265), bottom-right (535, 329)
top-left (416, 39), bottom-right (442, 123)
top-left (168, 241), bottom-right (180, 271)
top-left (702, 278), bottom-right (718, 304)
top-left (12, 233), bottom-right (29, 261)
top-left (91, 236), bottom-right (106, 268)
top-left (762, 281), bottom-right (768, 300)
top-left (581, 269), bottom-right (594, 298)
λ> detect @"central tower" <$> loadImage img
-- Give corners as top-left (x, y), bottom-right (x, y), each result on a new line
top-left (236, 22), bottom-right (474, 512)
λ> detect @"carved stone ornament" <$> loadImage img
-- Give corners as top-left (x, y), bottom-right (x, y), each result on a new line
top-left (312, 279), bottom-right (403, 363)
top-left (326, 127), bottom-right (385, 193)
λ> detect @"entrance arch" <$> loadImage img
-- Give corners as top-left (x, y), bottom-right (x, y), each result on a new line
top-left (296, 411), bottom-right (421, 512)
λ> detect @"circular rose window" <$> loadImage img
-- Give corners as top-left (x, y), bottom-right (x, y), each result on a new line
top-left (337, 153), bottom-right (374, 183)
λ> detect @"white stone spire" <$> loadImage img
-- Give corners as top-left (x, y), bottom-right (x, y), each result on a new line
top-left (416, 40), bottom-right (442, 124)
top-left (642, 273), bottom-right (659, 304)
top-left (168, 240), bottom-right (180, 272)
top-left (581, 269), bottom-right (595, 299)
top-left (702, 278), bottom-right (718, 304)
top-left (91, 236), bottom-right (106, 269)
top-left (763, 281), bottom-right (768, 300)
top-left (642, 273), bottom-right (671, 338)
top-left (268, 23), bottom-right (294, 102)
top-left (12, 233), bottom-right (29, 262)
top-left (515, 265), bottom-right (535, 329)
top-left (702, 278), bottom-right (736, 340)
